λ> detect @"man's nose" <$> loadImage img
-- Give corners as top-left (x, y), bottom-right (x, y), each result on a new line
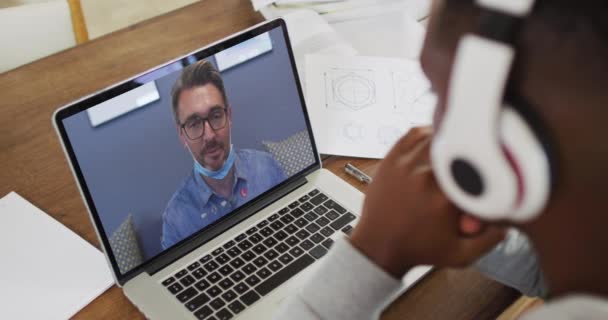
top-left (202, 120), bottom-right (217, 141)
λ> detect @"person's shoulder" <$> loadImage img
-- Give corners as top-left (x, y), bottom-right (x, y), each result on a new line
top-left (237, 148), bottom-right (276, 163)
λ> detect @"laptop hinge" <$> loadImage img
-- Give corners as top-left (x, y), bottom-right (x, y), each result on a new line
top-left (144, 175), bottom-right (309, 276)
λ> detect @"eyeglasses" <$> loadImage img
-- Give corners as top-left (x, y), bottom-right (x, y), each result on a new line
top-left (180, 107), bottom-right (227, 140)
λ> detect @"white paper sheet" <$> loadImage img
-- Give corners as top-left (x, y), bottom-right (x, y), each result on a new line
top-left (305, 54), bottom-right (436, 158)
top-left (0, 192), bottom-right (114, 320)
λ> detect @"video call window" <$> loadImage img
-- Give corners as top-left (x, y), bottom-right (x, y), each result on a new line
top-left (61, 27), bottom-right (315, 275)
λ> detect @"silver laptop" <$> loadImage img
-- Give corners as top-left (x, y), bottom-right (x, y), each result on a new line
top-left (52, 19), bottom-right (394, 319)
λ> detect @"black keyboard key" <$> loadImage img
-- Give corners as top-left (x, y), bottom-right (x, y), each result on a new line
top-left (204, 261), bottom-right (219, 272)
top-left (268, 213), bottom-right (279, 222)
top-left (246, 227), bottom-right (258, 235)
top-left (194, 306), bottom-right (213, 320)
top-left (253, 256), bottom-right (268, 268)
top-left (320, 227), bottom-right (334, 237)
top-left (270, 221), bottom-right (285, 231)
top-left (223, 240), bottom-right (235, 249)
top-left (325, 210), bottom-right (340, 221)
top-left (219, 265), bottom-right (234, 276)
top-left (219, 278), bottom-right (234, 290)
top-left (229, 257), bottom-right (244, 269)
top-left (237, 240), bottom-right (252, 251)
top-left (208, 316), bottom-right (218, 320)
top-left (235, 233), bottom-right (246, 242)
top-left (324, 199), bottom-right (347, 214)
top-left (305, 223), bottom-right (320, 234)
top-left (310, 233), bottom-right (325, 244)
top-left (221, 290), bottom-right (237, 302)
top-left (176, 269), bottom-right (188, 278)
top-left (243, 263), bottom-right (257, 275)
top-left (316, 216), bottom-right (330, 227)
top-left (188, 261), bottom-right (201, 271)
top-left (215, 308), bottom-right (233, 320)
top-left (294, 218), bottom-right (309, 228)
top-left (285, 236), bottom-right (300, 246)
top-left (162, 277), bottom-right (175, 286)
top-left (291, 208), bottom-right (305, 218)
top-left (200, 254), bottom-right (213, 264)
top-left (342, 225), bottom-right (354, 236)
top-left (289, 246), bottom-right (304, 257)
top-left (278, 207), bottom-right (290, 215)
top-left (310, 193), bottom-right (328, 206)
top-left (313, 206), bottom-right (328, 215)
top-left (273, 230), bottom-right (288, 241)
top-left (206, 285), bottom-right (222, 297)
top-left (310, 245), bottom-right (328, 259)
top-left (308, 189), bottom-right (320, 196)
top-left (176, 287), bottom-right (197, 302)
top-left (280, 214), bottom-right (294, 224)
top-left (210, 297), bottom-right (226, 310)
top-left (262, 237), bottom-right (278, 248)
top-left (229, 270), bottom-right (245, 282)
top-left (180, 275), bottom-right (195, 287)
top-left (249, 233), bottom-right (263, 244)
top-left (264, 249), bottom-right (279, 260)
top-left (279, 253), bottom-right (294, 265)
top-left (304, 212), bottom-right (319, 222)
top-left (228, 300), bottom-right (245, 314)
top-left (300, 202), bottom-right (314, 212)
top-left (284, 224), bottom-right (298, 234)
top-left (322, 238), bottom-right (334, 249)
top-left (207, 272), bottom-right (221, 284)
top-left (300, 239), bottom-right (314, 251)
top-left (245, 274), bottom-right (261, 287)
top-left (275, 242), bottom-right (289, 253)
top-left (255, 254), bottom-right (315, 296)
top-left (212, 247), bottom-right (224, 256)
top-left (216, 253), bottom-right (230, 265)
top-left (252, 244), bottom-right (267, 255)
top-left (298, 194), bottom-right (310, 202)
top-left (256, 267), bottom-right (271, 279)
top-left (168, 282), bottom-right (183, 294)
top-left (234, 282), bottom-right (249, 295)
top-left (242, 251), bottom-right (256, 261)
top-left (227, 247), bottom-right (242, 258)
top-left (195, 279), bottom-right (210, 291)
top-left (192, 268), bottom-right (207, 279)
top-left (295, 229), bottom-right (310, 240)
top-left (257, 220), bottom-right (269, 228)
top-left (288, 201), bottom-right (300, 209)
top-left (259, 227), bottom-right (274, 237)
top-left (330, 212), bottom-right (357, 231)
top-left (240, 290), bottom-right (260, 306)
top-left (186, 293), bottom-right (210, 311)
top-left (268, 260), bottom-right (283, 272)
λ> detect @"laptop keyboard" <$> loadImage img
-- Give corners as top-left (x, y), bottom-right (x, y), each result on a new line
top-left (160, 189), bottom-right (356, 320)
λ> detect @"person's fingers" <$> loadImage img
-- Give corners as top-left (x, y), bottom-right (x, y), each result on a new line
top-left (454, 225), bottom-right (506, 263)
top-left (460, 214), bottom-right (485, 236)
top-left (396, 136), bottom-right (431, 168)
top-left (389, 126), bottom-right (433, 158)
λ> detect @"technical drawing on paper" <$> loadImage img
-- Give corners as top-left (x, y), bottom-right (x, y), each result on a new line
top-left (377, 126), bottom-right (404, 146)
top-left (324, 68), bottom-right (376, 111)
top-left (391, 71), bottom-right (430, 113)
top-left (342, 122), bottom-right (366, 142)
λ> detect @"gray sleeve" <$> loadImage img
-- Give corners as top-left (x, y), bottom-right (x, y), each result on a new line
top-left (474, 229), bottom-right (549, 298)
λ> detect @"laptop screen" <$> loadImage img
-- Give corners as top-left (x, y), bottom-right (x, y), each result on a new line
top-left (55, 21), bottom-right (318, 280)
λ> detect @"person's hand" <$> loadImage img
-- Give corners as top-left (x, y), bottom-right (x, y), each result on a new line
top-left (350, 127), bottom-right (506, 278)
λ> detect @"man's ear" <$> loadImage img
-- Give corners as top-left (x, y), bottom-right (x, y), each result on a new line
top-left (227, 105), bottom-right (232, 121)
top-left (177, 124), bottom-right (188, 149)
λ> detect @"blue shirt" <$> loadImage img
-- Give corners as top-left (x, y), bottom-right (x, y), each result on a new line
top-left (161, 149), bottom-right (287, 249)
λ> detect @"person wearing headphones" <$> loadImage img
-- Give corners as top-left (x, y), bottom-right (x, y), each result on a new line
top-left (275, 0), bottom-right (608, 318)
top-left (161, 60), bottom-right (287, 249)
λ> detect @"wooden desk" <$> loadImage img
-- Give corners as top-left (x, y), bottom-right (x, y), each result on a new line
top-left (0, 0), bottom-right (519, 318)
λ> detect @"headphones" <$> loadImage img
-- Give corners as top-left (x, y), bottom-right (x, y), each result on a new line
top-left (431, 0), bottom-right (554, 222)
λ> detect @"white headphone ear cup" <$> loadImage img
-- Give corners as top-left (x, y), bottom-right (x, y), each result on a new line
top-left (499, 107), bottom-right (551, 221)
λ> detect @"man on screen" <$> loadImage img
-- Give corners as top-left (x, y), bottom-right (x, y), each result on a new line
top-left (161, 60), bottom-right (286, 249)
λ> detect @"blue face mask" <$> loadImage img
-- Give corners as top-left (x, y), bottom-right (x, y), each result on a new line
top-left (193, 144), bottom-right (235, 180)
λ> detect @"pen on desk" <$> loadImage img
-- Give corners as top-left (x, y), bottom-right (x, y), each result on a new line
top-left (345, 163), bottom-right (373, 184)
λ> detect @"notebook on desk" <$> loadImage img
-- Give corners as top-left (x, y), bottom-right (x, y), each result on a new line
top-left (53, 19), bottom-right (426, 319)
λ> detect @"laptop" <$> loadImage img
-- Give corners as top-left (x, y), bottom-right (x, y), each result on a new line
top-left (53, 19), bottom-right (420, 320)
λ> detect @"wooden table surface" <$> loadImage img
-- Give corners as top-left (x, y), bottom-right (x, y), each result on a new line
top-left (0, 0), bottom-right (519, 318)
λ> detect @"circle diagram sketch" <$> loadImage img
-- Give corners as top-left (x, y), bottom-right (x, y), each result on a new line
top-left (324, 69), bottom-right (376, 111)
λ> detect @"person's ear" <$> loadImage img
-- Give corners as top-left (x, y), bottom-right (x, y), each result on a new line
top-left (177, 124), bottom-right (188, 149)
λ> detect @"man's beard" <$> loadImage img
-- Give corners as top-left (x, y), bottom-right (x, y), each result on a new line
top-left (199, 139), bottom-right (226, 168)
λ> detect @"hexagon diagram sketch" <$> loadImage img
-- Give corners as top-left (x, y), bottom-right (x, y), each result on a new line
top-left (324, 69), bottom-right (376, 110)
top-left (392, 71), bottom-right (429, 112)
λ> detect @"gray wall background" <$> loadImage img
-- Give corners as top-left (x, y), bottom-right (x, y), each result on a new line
top-left (63, 28), bottom-right (309, 260)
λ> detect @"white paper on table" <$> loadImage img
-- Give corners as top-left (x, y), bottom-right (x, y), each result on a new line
top-left (305, 54), bottom-right (436, 158)
top-left (252, 0), bottom-right (277, 11)
top-left (0, 192), bottom-right (114, 320)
